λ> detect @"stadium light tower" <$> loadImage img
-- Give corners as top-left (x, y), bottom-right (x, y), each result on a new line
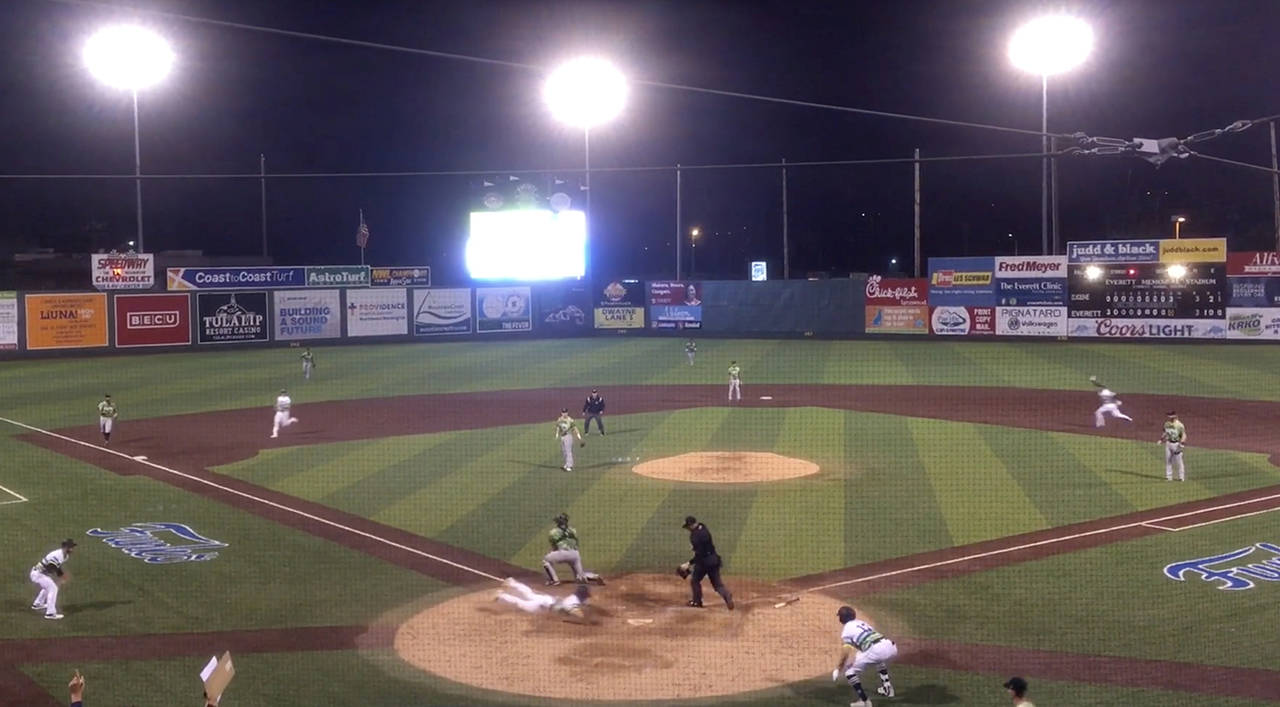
top-left (544, 57), bottom-right (627, 271)
top-left (84, 25), bottom-right (174, 253)
top-left (1009, 15), bottom-right (1093, 256)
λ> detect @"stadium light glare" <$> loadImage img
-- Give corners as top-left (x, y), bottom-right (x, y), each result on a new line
top-left (1008, 16), bottom-right (1094, 76)
top-left (1167, 264), bottom-right (1188, 279)
top-left (1085, 265), bottom-right (1103, 280)
top-left (543, 57), bottom-right (628, 129)
top-left (83, 25), bottom-right (174, 90)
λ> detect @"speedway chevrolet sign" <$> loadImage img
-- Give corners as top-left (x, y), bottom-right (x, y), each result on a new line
top-left (92, 254), bottom-right (154, 290)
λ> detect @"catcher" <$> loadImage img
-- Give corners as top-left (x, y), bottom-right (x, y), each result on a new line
top-left (1159, 410), bottom-right (1187, 482)
top-left (542, 513), bottom-right (606, 586)
top-left (554, 408), bottom-right (585, 472)
top-left (678, 516), bottom-right (734, 610)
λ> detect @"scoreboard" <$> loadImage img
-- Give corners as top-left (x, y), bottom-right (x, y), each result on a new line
top-left (1068, 263), bottom-right (1227, 320)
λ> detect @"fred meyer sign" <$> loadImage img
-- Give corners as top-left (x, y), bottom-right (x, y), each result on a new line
top-left (1067, 240), bottom-right (1160, 263)
top-left (92, 254), bottom-right (155, 290)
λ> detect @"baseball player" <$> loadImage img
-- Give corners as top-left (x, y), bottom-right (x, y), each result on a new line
top-left (270, 388), bottom-right (299, 439)
top-left (1089, 376), bottom-right (1132, 427)
top-left (685, 339), bottom-right (697, 365)
top-left (300, 348), bottom-right (315, 380)
top-left (1159, 411), bottom-right (1188, 481)
top-left (494, 577), bottom-right (590, 619)
top-left (582, 389), bottom-right (606, 436)
top-left (30, 539), bottom-right (76, 620)
top-left (727, 361), bottom-right (742, 401)
top-left (542, 513), bottom-right (606, 586)
top-left (97, 394), bottom-right (118, 446)
top-left (832, 605), bottom-right (897, 706)
top-left (679, 516), bottom-right (734, 609)
top-left (554, 408), bottom-right (584, 471)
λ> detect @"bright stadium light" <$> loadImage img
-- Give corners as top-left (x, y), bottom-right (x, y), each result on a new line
top-left (543, 57), bottom-right (628, 129)
top-left (83, 25), bottom-right (175, 254)
top-left (83, 25), bottom-right (174, 90)
top-left (1085, 265), bottom-right (1103, 280)
top-left (1167, 264), bottom-right (1188, 279)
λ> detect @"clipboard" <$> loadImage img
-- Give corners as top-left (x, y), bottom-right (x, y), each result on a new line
top-left (199, 651), bottom-right (235, 704)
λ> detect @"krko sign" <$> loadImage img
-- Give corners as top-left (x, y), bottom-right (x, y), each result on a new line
top-left (92, 254), bottom-right (155, 290)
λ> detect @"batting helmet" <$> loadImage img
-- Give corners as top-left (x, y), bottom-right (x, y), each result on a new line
top-left (837, 605), bottom-right (856, 624)
top-left (554, 513), bottom-right (569, 527)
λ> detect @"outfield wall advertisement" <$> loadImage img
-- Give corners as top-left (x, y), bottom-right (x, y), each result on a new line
top-left (536, 285), bottom-right (590, 334)
top-left (864, 276), bottom-right (928, 334)
top-left (0, 292), bottom-right (18, 350)
top-left (272, 290), bottom-right (341, 340)
top-left (92, 254), bottom-right (155, 290)
top-left (197, 292), bottom-right (269, 344)
top-left (995, 306), bottom-right (1067, 337)
top-left (594, 280), bottom-right (645, 329)
top-left (648, 281), bottom-right (702, 329)
top-left (114, 293), bottom-right (192, 348)
top-left (930, 306), bottom-right (994, 336)
top-left (168, 266), bottom-right (370, 290)
top-left (1067, 318), bottom-right (1226, 339)
top-left (1228, 251), bottom-right (1280, 277)
top-left (346, 288), bottom-right (408, 336)
top-left (476, 286), bottom-right (532, 333)
top-left (1067, 239), bottom-right (1160, 264)
top-left (412, 288), bottom-right (472, 336)
top-left (25, 293), bottom-right (109, 350)
top-left (994, 255), bottom-right (1067, 306)
top-left (928, 257), bottom-right (996, 306)
top-left (372, 267), bottom-right (431, 287)
top-left (1225, 308), bottom-right (1280, 340)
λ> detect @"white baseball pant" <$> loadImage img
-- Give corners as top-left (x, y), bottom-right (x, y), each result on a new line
top-left (728, 379), bottom-right (741, 400)
top-left (99, 417), bottom-right (113, 435)
top-left (272, 411), bottom-right (298, 436)
top-left (1166, 442), bottom-right (1186, 480)
top-left (496, 579), bottom-right (555, 613)
top-left (847, 639), bottom-right (898, 678)
top-left (1094, 402), bottom-right (1131, 427)
top-left (560, 435), bottom-right (574, 469)
top-left (29, 568), bottom-right (59, 616)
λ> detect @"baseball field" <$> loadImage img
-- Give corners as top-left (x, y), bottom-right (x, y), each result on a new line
top-left (4, 337), bottom-right (1280, 706)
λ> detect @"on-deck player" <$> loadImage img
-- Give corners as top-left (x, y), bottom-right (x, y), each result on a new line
top-left (1089, 376), bottom-right (1132, 427)
top-left (97, 394), bottom-right (118, 446)
top-left (270, 388), bottom-right (299, 439)
top-left (542, 513), bottom-right (606, 586)
top-left (30, 539), bottom-right (76, 620)
top-left (554, 408), bottom-right (585, 471)
top-left (685, 339), bottom-right (697, 365)
top-left (832, 605), bottom-right (897, 706)
top-left (494, 577), bottom-right (590, 619)
top-left (1159, 410), bottom-right (1188, 481)
top-left (727, 361), bottom-right (742, 401)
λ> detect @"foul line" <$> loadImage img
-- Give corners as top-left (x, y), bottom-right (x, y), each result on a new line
top-left (0, 416), bottom-right (501, 583)
top-left (805, 490), bottom-right (1280, 594)
top-left (0, 482), bottom-right (29, 505)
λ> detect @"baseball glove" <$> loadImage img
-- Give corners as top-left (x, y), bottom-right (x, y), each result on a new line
top-left (676, 562), bottom-right (691, 579)
top-left (580, 441), bottom-right (586, 448)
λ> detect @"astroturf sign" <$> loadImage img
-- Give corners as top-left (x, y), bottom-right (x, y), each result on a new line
top-left (86, 522), bottom-right (227, 564)
top-left (306, 265), bottom-right (370, 287)
top-left (1164, 542), bottom-right (1280, 590)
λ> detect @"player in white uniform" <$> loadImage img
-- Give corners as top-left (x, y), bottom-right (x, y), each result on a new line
top-left (554, 409), bottom-right (584, 471)
top-left (270, 389), bottom-right (299, 439)
top-left (832, 605), bottom-right (897, 707)
top-left (30, 539), bottom-right (76, 620)
top-left (493, 577), bottom-right (590, 619)
top-left (1090, 376), bottom-right (1132, 427)
top-left (727, 361), bottom-right (742, 401)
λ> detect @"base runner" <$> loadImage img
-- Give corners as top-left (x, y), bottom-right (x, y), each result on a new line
top-left (554, 408), bottom-right (585, 471)
top-left (1089, 376), bottom-right (1133, 427)
top-left (1159, 410), bottom-right (1187, 481)
top-left (542, 513), bottom-right (605, 586)
top-left (494, 577), bottom-right (590, 619)
top-left (97, 394), bottom-right (118, 446)
top-left (832, 605), bottom-right (897, 706)
top-left (270, 389), bottom-right (299, 439)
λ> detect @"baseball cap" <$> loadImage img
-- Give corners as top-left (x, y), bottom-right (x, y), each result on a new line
top-left (61, 539), bottom-right (77, 548)
top-left (1166, 410), bottom-right (1177, 416)
top-left (1003, 677), bottom-right (1028, 694)
top-left (682, 515), bottom-right (698, 528)
top-left (591, 389), bottom-right (598, 393)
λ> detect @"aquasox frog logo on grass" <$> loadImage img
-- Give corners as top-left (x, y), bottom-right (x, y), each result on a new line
top-left (1164, 542), bottom-right (1280, 590)
top-left (86, 522), bottom-right (228, 564)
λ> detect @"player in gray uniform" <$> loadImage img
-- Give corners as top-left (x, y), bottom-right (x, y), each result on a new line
top-left (554, 409), bottom-right (585, 471)
top-left (542, 513), bottom-right (606, 586)
top-left (685, 339), bottom-right (697, 365)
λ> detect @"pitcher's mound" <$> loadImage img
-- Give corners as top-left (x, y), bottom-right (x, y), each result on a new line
top-left (393, 573), bottom-right (848, 701)
top-left (633, 451), bottom-right (819, 483)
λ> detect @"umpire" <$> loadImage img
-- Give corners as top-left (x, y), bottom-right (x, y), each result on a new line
top-left (679, 516), bottom-right (734, 610)
top-left (582, 389), bottom-right (606, 436)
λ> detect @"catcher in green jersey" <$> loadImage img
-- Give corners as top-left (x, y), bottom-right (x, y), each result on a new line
top-left (541, 513), bottom-right (606, 586)
top-left (1159, 411), bottom-right (1188, 481)
top-left (97, 394), bottom-right (118, 445)
top-left (554, 408), bottom-right (585, 472)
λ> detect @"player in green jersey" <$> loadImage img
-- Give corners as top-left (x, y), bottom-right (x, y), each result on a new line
top-left (541, 513), bottom-right (605, 585)
top-left (727, 361), bottom-right (742, 401)
top-left (97, 394), bottom-right (118, 445)
top-left (300, 348), bottom-right (315, 380)
top-left (685, 339), bottom-right (697, 365)
top-left (1159, 411), bottom-right (1188, 481)
top-left (554, 409), bottom-right (584, 471)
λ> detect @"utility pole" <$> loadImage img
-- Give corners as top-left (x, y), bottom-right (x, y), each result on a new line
top-left (782, 157), bottom-right (790, 280)
top-left (913, 148), bottom-right (921, 278)
top-left (259, 154), bottom-right (268, 257)
top-left (1271, 121), bottom-right (1280, 251)
top-left (675, 164), bottom-right (682, 280)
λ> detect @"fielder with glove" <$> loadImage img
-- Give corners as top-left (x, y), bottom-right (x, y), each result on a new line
top-left (554, 408), bottom-right (584, 472)
top-left (1159, 411), bottom-right (1188, 482)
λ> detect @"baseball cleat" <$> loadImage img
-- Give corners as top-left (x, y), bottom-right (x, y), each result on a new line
top-left (850, 701), bottom-right (871, 707)
top-left (30, 603), bottom-right (43, 611)
top-left (687, 600), bottom-right (703, 608)
top-left (725, 596), bottom-right (735, 610)
top-left (877, 685), bottom-right (895, 697)
top-left (44, 614), bottom-right (64, 620)
top-left (545, 580), bottom-right (561, 587)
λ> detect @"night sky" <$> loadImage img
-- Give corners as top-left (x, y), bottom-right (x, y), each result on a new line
top-left (2, 0), bottom-right (1279, 284)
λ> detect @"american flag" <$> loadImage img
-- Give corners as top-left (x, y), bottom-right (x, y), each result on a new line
top-left (356, 210), bottom-right (370, 249)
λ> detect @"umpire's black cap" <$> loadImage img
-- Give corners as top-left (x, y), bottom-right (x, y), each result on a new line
top-left (1003, 677), bottom-right (1028, 695)
top-left (682, 515), bottom-right (698, 529)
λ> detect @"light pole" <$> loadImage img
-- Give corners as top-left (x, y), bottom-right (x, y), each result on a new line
top-left (1008, 232), bottom-right (1018, 256)
top-left (690, 228), bottom-right (700, 276)
top-left (1009, 15), bottom-right (1093, 255)
top-left (1172, 215), bottom-right (1187, 239)
top-left (543, 58), bottom-right (627, 278)
top-left (83, 25), bottom-right (174, 254)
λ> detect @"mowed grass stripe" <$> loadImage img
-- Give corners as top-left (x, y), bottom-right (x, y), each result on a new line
top-left (318, 435), bottom-right (462, 518)
top-left (823, 340), bottom-right (914, 384)
top-left (843, 412), bottom-right (950, 566)
top-left (214, 441), bottom-right (385, 491)
top-left (953, 341), bottom-right (1083, 390)
top-left (975, 425), bottom-right (1135, 527)
top-left (909, 418), bottom-right (1046, 544)
top-left (732, 407), bottom-right (846, 580)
